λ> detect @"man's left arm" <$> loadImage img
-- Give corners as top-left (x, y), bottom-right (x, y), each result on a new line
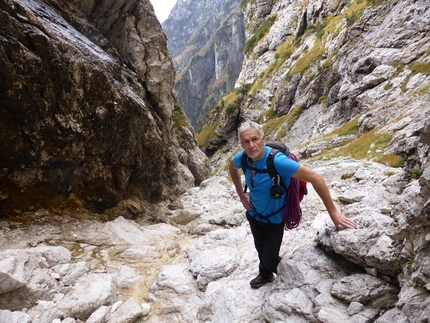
top-left (293, 165), bottom-right (358, 230)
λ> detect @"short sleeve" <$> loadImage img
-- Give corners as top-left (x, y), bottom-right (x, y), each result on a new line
top-left (273, 153), bottom-right (300, 178)
top-left (233, 150), bottom-right (245, 169)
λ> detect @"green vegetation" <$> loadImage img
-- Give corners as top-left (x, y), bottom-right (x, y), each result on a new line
top-left (235, 83), bottom-right (253, 96)
top-left (196, 84), bottom-right (251, 148)
top-left (257, 107), bottom-right (277, 124)
top-left (290, 41), bottom-right (325, 75)
top-left (343, 0), bottom-right (367, 28)
top-left (341, 173), bottom-right (355, 180)
top-left (70, 243), bottom-right (85, 257)
top-left (378, 154), bottom-right (405, 167)
top-left (406, 259), bottom-right (414, 270)
top-left (225, 102), bottom-right (237, 115)
top-left (324, 15), bottom-right (343, 38)
top-left (390, 60), bottom-right (406, 73)
top-left (249, 39), bottom-right (295, 95)
top-left (284, 73), bottom-right (293, 83)
top-left (236, 0), bottom-right (389, 147)
top-left (398, 61), bottom-right (430, 78)
top-left (239, 0), bottom-right (256, 8)
top-left (384, 83), bottom-right (393, 91)
top-left (173, 104), bottom-right (196, 149)
top-left (346, 10), bottom-right (361, 27)
top-left (406, 168), bottom-right (422, 180)
top-left (306, 20), bottom-right (328, 40)
top-left (318, 95), bottom-right (328, 109)
top-left (321, 129), bottom-right (404, 167)
top-left (287, 0), bottom-right (367, 76)
top-left (390, 61), bottom-right (430, 93)
top-left (344, 130), bottom-right (390, 160)
top-left (173, 104), bottom-right (188, 129)
top-left (244, 15), bottom-right (277, 54)
top-left (410, 62), bottom-right (430, 76)
top-left (274, 40), bottom-right (294, 61)
top-left (161, 49), bottom-right (170, 58)
top-left (412, 83), bottom-right (430, 97)
top-left (242, 0), bottom-right (368, 102)
top-left (196, 121), bottom-right (219, 147)
top-left (367, 0), bottom-right (391, 7)
top-left (262, 106), bottom-right (304, 140)
top-left (331, 117), bottom-right (360, 136)
top-left (222, 84), bottom-right (251, 116)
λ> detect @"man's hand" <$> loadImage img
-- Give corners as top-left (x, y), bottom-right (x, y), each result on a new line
top-left (230, 160), bottom-right (254, 210)
top-left (239, 192), bottom-right (253, 210)
top-left (330, 210), bottom-right (358, 230)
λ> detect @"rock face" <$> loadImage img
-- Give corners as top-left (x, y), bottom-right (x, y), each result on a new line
top-left (163, 0), bottom-right (245, 129)
top-left (2, 0), bottom-right (430, 322)
top-left (202, 0), bottom-right (430, 159)
top-left (0, 0), bottom-right (210, 216)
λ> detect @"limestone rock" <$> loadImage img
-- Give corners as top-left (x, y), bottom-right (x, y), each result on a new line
top-left (331, 273), bottom-right (399, 308)
top-left (0, 310), bottom-right (32, 323)
top-left (106, 297), bottom-right (143, 323)
top-left (58, 274), bottom-right (116, 320)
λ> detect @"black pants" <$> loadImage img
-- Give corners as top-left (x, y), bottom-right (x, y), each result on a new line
top-left (246, 212), bottom-right (284, 277)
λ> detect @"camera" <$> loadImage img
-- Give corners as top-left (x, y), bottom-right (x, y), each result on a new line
top-left (270, 184), bottom-right (284, 199)
top-left (270, 175), bottom-right (284, 199)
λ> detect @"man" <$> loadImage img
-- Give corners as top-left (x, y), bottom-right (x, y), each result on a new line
top-left (229, 121), bottom-right (357, 288)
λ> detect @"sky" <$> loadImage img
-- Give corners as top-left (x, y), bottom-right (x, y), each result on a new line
top-left (150, 0), bottom-right (178, 23)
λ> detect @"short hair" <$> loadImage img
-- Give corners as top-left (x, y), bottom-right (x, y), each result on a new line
top-left (237, 120), bottom-right (264, 141)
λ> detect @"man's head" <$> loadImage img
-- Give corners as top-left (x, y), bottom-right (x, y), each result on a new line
top-left (238, 121), bottom-right (266, 161)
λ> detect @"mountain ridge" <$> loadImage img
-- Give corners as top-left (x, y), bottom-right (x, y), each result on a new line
top-left (163, 0), bottom-right (245, 129)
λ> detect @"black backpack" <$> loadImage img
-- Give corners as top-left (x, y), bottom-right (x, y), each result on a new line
top-left (240, 141), bottom-right (308, 229)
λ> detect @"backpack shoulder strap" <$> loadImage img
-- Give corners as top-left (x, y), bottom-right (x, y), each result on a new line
top-left (267, 149), bottom-right (288, 191)
top-left (266, 149), bottom-right (279, 180)
top-left (241, 151), bottom-right (268, 174)
top-left (240, 152), bottom-right (248, 173)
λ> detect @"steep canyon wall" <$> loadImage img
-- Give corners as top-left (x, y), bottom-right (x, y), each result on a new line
top-left (163, 0), bottom-right (245, 130)
top-left (0, 0), bottom-right (210, 217)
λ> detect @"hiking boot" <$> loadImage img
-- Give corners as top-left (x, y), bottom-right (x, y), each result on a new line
top-left (250, 273), bottom-right (275, 288)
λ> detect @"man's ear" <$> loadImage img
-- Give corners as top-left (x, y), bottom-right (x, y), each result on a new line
top-left (262, 135), bottom-right (266, 143)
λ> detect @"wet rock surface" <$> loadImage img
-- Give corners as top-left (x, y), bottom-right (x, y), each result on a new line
top-left (0, 0), bottom-right (210, 216)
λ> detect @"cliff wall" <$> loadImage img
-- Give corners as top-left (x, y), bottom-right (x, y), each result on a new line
top-left (0, 0), bottom-right (210, 217)
top-left (163, 0), bottom-right (245, 129)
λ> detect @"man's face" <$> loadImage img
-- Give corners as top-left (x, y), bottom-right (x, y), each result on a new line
top-left (239, 128), bottom-right (266, 161)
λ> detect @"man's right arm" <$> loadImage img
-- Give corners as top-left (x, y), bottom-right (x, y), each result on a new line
top-left (229, 160), bottom-right (253, 210)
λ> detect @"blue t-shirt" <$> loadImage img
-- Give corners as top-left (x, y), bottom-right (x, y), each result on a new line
top-left (233, 146), bottom-right (300, 223)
